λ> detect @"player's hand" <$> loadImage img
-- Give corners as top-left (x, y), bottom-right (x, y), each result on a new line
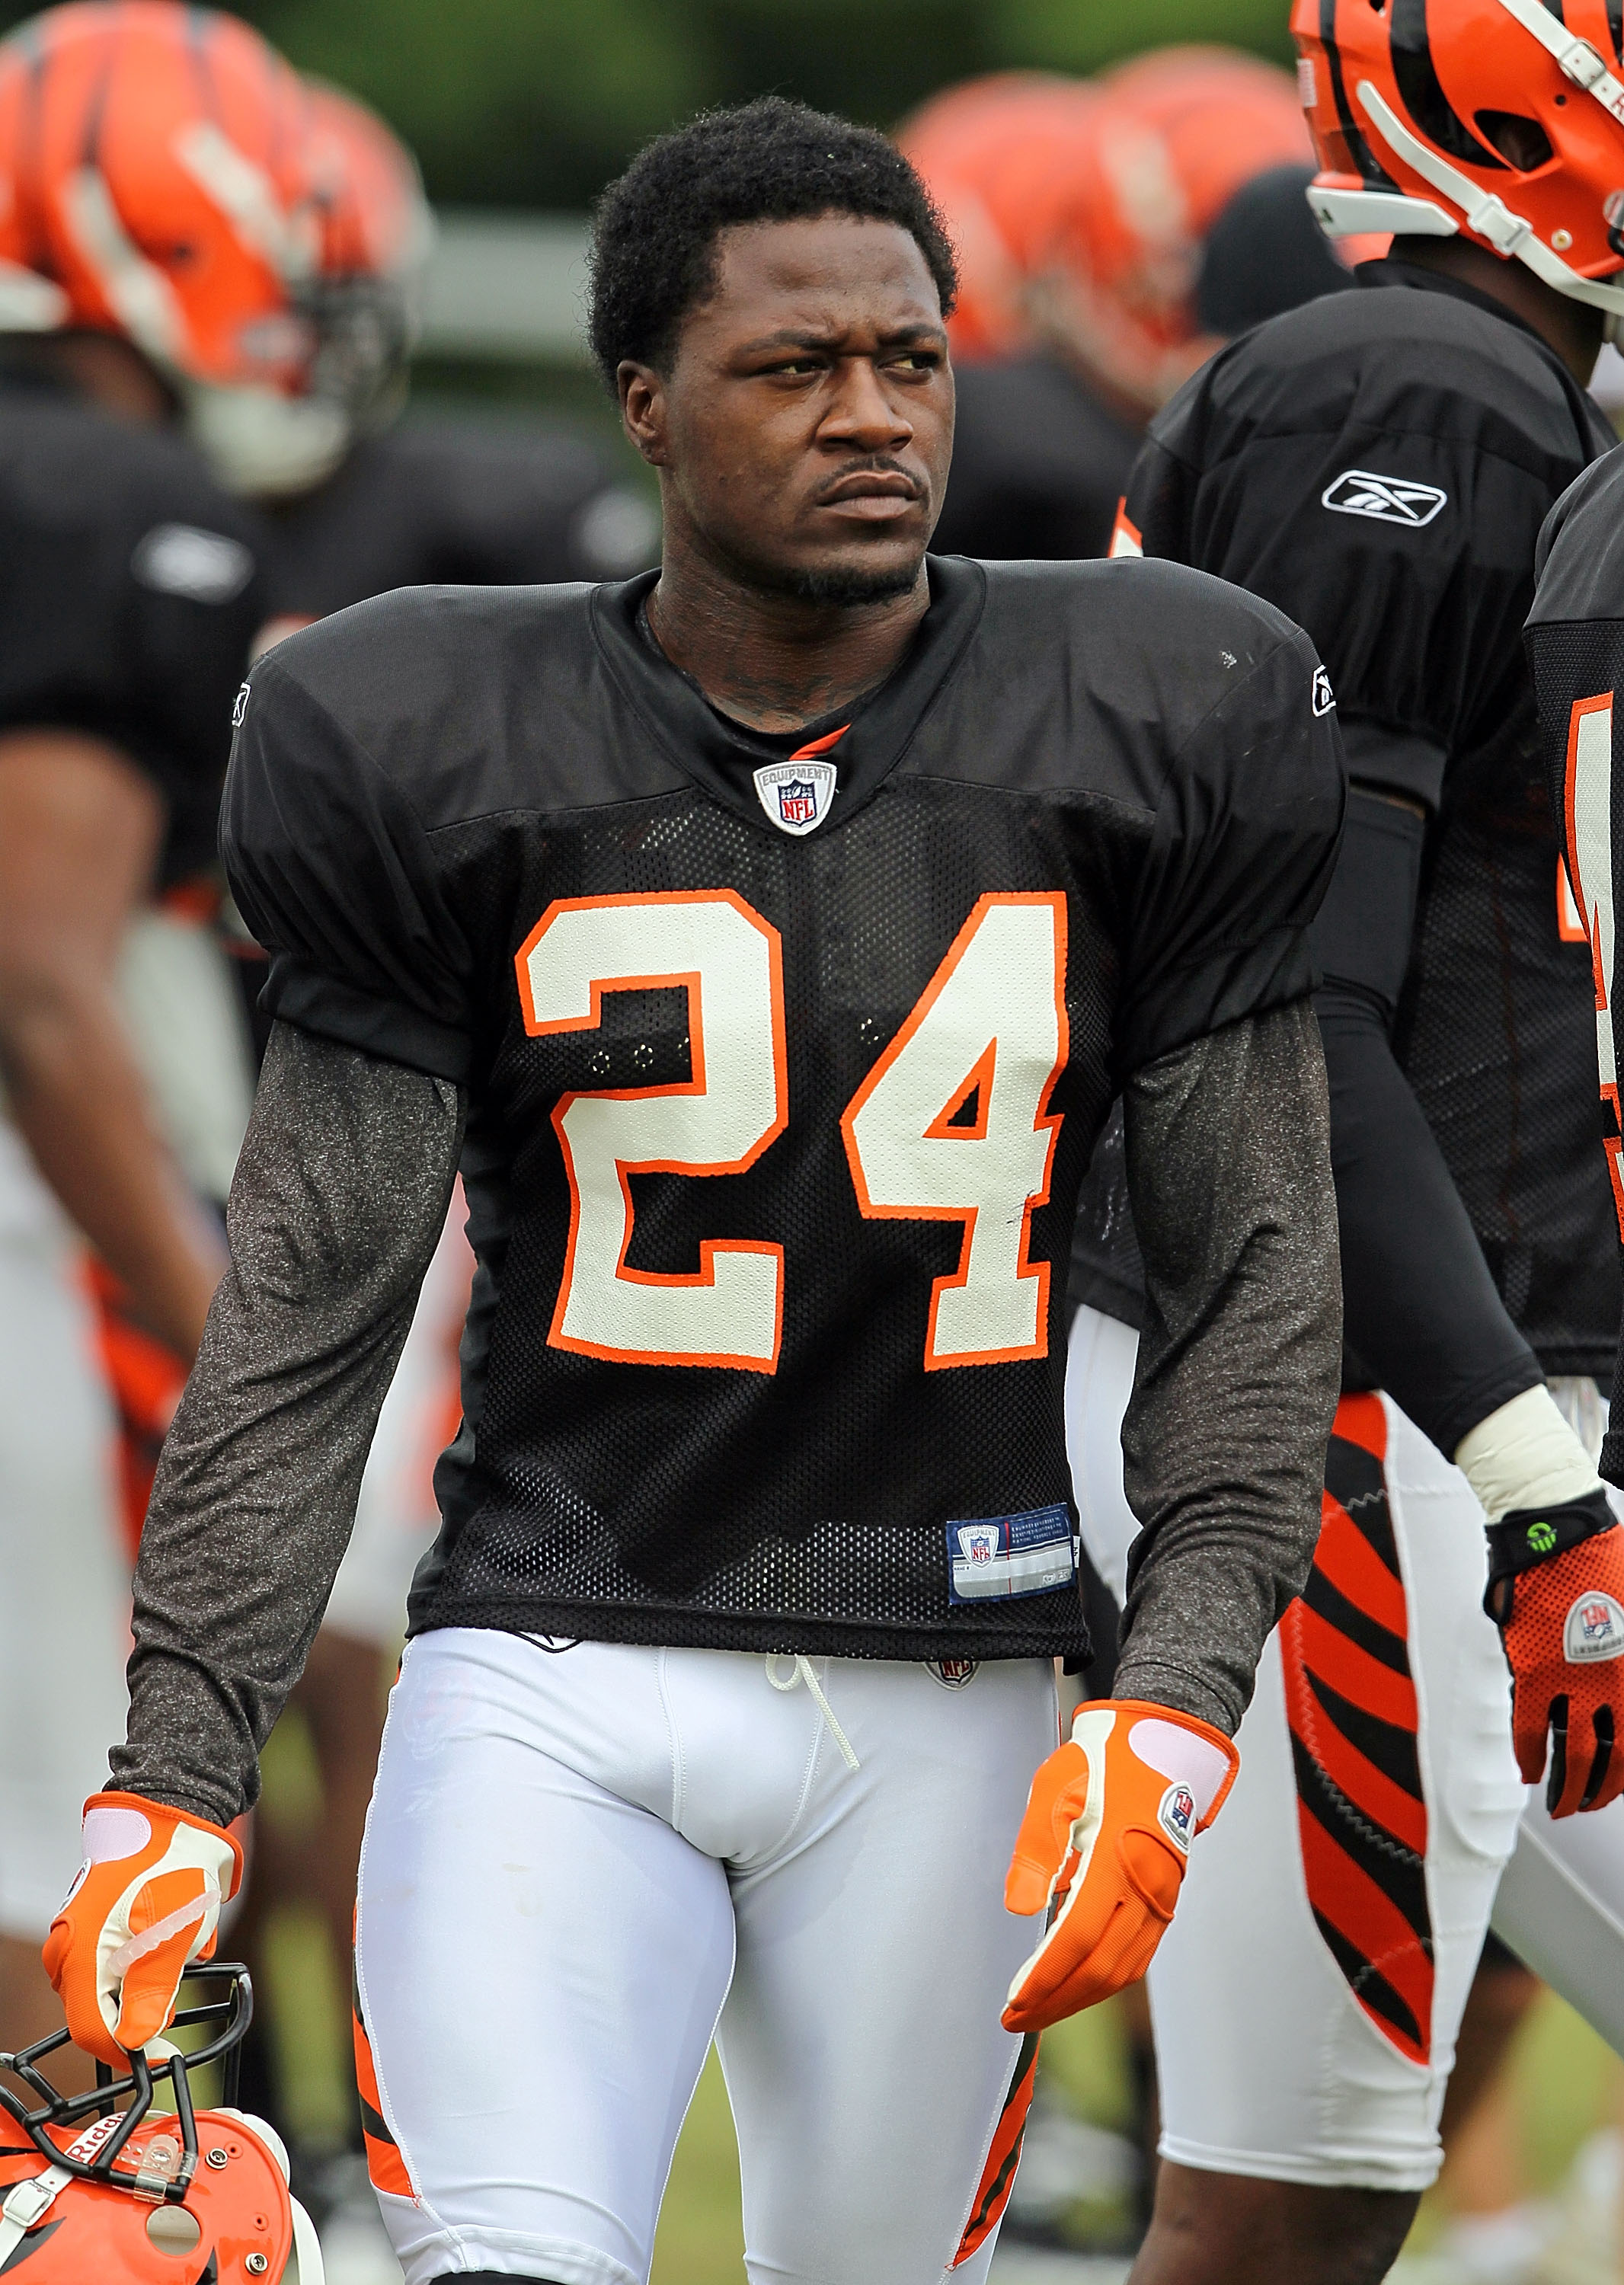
top-left (43, 1792), bottom-right (241, 2066)
top-left (1001, 1698), bottom-right (1238, 2033)
top-left (1485, 1493), bottom-right (1624, 1817)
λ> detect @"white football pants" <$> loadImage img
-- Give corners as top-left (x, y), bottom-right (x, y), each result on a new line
top-left (354, 1628), bottom-right (1057, 2285)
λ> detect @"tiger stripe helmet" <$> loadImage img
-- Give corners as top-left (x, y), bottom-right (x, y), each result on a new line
top-left (1294, 0), bottom-right (1624, 324)
top-left (1021, 46), bottom-right (1317, 411)
top-left (0, 2), bottom-right (350, 492)
top-left (896, 75), bottom-right (1099, 360)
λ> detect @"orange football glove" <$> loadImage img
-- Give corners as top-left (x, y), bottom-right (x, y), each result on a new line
top-left (1002, 1698), bottom-right (1238, 2033)
top-left (1485, 1493), bottom-right (1624, 1817)
top-left (43, 1792), bottom-right (241, 2066)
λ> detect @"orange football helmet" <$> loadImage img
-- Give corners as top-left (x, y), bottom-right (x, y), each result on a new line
top-left (305, 78), bottom-right (433, 434)
top-left (0, 2), bottom-right (350, 493)
top-left (1294, 0), bottom-right (1624, 328)
top-left (0, 1965), bottom-right (321, 2283)
top-left (897, 75), bottom-right (1098, 359)
top-left (1022, 47), bottom-right (1316, 410)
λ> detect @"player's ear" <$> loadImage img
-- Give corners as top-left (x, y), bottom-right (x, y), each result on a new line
top-left (619, 363), bottom-right (670, 467)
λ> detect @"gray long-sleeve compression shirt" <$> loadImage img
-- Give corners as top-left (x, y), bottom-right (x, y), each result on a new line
top-left (115, 1002), bottom-right (1338, 1823)
top-left (1113, 1000), bottom-right (1341, 1728)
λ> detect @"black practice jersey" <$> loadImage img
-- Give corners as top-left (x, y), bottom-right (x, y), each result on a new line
top-left (1076, 262), bottom-right (1619, 1377)
top-left (222, 558), bottom-right (1340, 1663)
top-left (261, 417), bottom-right (657, 620)
top-left (1527, 446), bottom-right (1624, 1456)
top-left (0, 379), bottom-right (264, 884)
top-left (932, 356), bottom-right (1140, 563)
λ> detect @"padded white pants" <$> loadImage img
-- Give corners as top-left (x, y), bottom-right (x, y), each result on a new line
top-left (354, 1627), bottom-right (1057, 2285)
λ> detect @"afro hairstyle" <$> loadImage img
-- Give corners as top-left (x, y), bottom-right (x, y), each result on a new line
top-left (587, 95), bottom-right (957, 391)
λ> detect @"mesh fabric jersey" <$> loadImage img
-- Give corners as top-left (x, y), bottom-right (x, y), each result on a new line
top-left (223, 557), bottom-right (1340, 1664)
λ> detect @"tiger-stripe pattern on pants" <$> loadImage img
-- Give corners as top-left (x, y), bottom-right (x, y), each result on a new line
top-left (1283, 1394), bottom-right (1433, 2067)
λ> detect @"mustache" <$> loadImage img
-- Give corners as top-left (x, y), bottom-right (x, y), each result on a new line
top-left (811, 455), bottom-right (926, 504)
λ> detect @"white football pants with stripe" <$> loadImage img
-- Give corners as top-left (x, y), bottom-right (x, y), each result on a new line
top-left (353, 1627), bottom-right (1056, 2285)
top-left (1069, 1302), bottom-right (1624, 2194)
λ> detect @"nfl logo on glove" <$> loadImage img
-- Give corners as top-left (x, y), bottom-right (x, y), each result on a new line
top-left (1566, 1592), bottom-right (1624, 1660)
top-left (1159, 1783), bottom-right (1198, 1852)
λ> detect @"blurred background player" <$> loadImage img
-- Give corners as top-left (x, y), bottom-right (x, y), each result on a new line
top-left (0, 0), bottom-right (328, 2077)
top-left (257, 78), bottom-right (655, 643)
top-left (1069, 1), bottom-right (1624, 2279)
top-left (910, 49), bottom-right (1360, 563)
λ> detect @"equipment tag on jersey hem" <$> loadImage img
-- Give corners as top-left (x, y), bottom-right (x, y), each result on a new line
top-left (947, 1504), bottom-right (1075, 1602)
top-left (754, 757), bottom-right (836, 836)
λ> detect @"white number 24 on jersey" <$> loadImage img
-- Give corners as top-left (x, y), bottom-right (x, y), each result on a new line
top-left (516, 890), bottom-right (1069, 1373)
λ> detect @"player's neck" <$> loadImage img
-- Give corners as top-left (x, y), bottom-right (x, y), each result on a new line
top-left (645, 521), bottom-right (931, 737)
top-left (1389, 235), bottom-right (1605, 386)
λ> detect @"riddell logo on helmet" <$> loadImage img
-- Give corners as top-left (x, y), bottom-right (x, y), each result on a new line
top-left (64, 2113), bottom-right (124, 2163)
top-left (1565, 1591), bottom-right (1624, 1662)
top-left (1321, 470), bottom-right (1448, 528)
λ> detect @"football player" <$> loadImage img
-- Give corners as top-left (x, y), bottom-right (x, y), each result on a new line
top-left (1068, 2), bottom-right (1624, 2280)
top-left (0, 0), bottom-right (330, 2074)
top-left (44, 98), bottom-right (1346, 2285)
top-left (1510, 427), bottom-right (1624, 2063)
top-left (257, 79), bottom-right (657, 644)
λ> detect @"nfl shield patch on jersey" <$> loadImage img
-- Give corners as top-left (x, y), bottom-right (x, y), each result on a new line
top-left (753, 756), bottom-right (836, 836)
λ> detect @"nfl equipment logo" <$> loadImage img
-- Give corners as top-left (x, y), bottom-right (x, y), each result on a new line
top-left (928, 1657), bottom-right (980, 1689)
top-left (776, 776), bottom-right (819, 828)
top-left (1159, 1782), bottom-right (1197, 1852)
top-left (1565, 1589), bottom-right (1624, 1662)
top-left (753, 756), bottom-right (838, 837)
top-left (959, 1523), bottom-right (1001, 1568)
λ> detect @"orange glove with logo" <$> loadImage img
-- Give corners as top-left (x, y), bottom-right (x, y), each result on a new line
top-left (1002, 1698), bottom-right (1239, 2033)
top-left (1485, 1493), bottom-right (1624, 1817)
top-left (43, 1792), bottom-right (241, 2066)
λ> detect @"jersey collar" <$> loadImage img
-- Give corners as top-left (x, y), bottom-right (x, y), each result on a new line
top-left (1355, 255), bottom-right (1553, 351)
top-left (590, 556), bottom-right (987, 838)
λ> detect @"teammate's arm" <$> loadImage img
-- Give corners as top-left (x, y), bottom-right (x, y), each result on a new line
top-left (0, 730), bottom-right (226, 1358)
top-left (1314, 783), bottom-right (1543, 1451)
top-left (1315, 768), bottom-right (1624, 1814)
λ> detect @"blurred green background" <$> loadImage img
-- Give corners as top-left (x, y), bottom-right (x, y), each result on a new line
top-left (0, 0), bottom-right (1294, 209)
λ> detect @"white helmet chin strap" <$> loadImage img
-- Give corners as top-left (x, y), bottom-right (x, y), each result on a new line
top-left (1309, 0), bottom-right (1624, 325)
top-left (1491, 0), bottom-right (1624, 127)
top-left (1354, 79), bottom-right (1624, 316)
